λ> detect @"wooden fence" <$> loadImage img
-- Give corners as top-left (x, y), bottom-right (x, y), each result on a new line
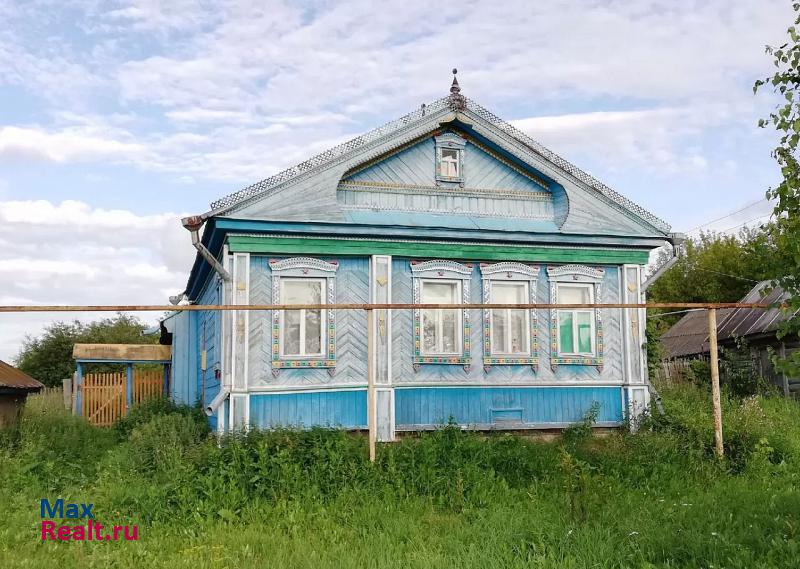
top-left (81, 370), bottom-right (163, 426)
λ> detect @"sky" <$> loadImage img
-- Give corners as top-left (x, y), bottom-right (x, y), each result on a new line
top-left (0, 0), bottom-right (793, 361)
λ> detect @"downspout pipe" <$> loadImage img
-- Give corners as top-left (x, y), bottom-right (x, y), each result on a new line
top-left (641, 232), bottom-right (685, 416)
top-left (643, 232), bottom-right (686, 291)
top-left (205, 387), bottom-right (230, 416)
top-left (182, 215), bottom-right (231, 282)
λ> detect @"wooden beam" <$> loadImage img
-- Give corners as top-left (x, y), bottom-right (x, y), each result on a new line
top-left (72, 344), bottom-right (172, 362)
top-left (708, 308), bottom-right (724, 458)
top-left (367, 309), bottom-right (376, 463)
top-left (0, 302), bottom-right (783, 313)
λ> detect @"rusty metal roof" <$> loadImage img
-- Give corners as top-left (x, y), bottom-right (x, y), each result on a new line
top-left (716, 282), bottom-right (798, 340)
top-left (0, 360), bottom-right (44, 391)
top-left (660, 281), bottom-right (797, 359)
top-left (660, 309), bottom-right (734, 359)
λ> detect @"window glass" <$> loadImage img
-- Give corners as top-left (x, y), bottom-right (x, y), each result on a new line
top-left (280, 280), bottom-right (324, 357)
top-left (556, 283), bottom-right (594, 355)
top-left (490, 282), bottom-right (528, 355)
top-left (421, 281), bottom-right (460, 354)
top-left (439, 148), bottom-right (460, 178)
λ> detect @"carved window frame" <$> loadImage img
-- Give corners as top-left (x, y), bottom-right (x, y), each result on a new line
top-left (480, 262), bottom-right (539, 371)
top-left (270, 257), bottom-right (338, 375)
top-left (434, 133), bottom-right (466, 186)
top-left (411, 260), bottom-right (472, 371)
top-left (547, 264), bottom-right (605, 371)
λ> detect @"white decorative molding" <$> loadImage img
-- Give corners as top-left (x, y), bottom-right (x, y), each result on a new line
top-left (268, 257), bottom-right (339, 276)
top-left (480, 262), bottom-right (540, 280)
top-left (269, 257), bottom-right (338, 375)
top-left (480, 262), bottom-right (539, 371)
top-left (548, 265), bottom-right (605, 371)
top-left (410, 259), bottom-right (472, 277)
top-left (547, 264), bottom-right (604, 282)
top-left (411, 260), bottom-right (472, 371)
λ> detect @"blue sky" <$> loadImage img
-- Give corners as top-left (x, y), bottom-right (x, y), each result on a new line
top-left (0, 0), bottom-right (792, 360)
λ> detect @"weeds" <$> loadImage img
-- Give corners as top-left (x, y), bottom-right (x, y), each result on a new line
top-left (1, 386), bottom-right (799, 568)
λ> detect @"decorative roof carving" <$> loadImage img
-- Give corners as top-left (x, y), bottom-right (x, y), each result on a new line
top-left (208, 78), bottom-right (670, 233)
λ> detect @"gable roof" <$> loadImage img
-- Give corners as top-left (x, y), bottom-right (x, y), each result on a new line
top-left (207, 92), bottom-right (670, 234)
top-left (0, 360), bottom-right (44, 392)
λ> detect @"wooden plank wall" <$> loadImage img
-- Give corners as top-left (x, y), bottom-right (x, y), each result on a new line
top-left (82, 370), bottom-right (164, 426)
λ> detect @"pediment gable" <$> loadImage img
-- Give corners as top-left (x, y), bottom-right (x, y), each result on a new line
top-left (210, 90), bottom-right (670, 238)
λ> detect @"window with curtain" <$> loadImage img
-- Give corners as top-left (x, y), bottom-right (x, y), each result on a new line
top-left (489, 281), bottom-right (530, 355)
top-left (438, 148), bottom-right (461, 178)
top-left (556, 283), bottom-right (595, 355)
top-left (280, 278), bottom-right (325, 357)
top-left (420, 279), bottom-right (461, 355)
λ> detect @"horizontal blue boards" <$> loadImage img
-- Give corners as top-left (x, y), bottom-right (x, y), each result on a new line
top-left (250, 390), bottom-right (367, 429)
top-left (395, 386), bottom-right (623, 429)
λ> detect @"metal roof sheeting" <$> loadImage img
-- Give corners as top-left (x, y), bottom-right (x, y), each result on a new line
top-left (660, 281), bottom-right (797, 359)
top-left (0, 360), bottom-right (44, 391)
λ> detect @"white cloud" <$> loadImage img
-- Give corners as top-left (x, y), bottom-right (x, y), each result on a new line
top-left (0, 126), bottom-right (145, 163)
top-left (0, 199), bottom-right (194, 361)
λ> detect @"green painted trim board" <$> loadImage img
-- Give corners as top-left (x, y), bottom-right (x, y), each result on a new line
top-left (228, 235), bottom-right (650, 264)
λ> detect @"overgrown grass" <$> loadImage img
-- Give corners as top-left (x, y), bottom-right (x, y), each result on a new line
top-left (1, 386), bottom-right (799, 568)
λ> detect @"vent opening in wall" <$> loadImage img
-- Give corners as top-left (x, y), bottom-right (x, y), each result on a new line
top-left (490, 408), bottom-right (524, 424)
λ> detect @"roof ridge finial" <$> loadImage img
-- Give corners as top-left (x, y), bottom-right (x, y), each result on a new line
top-left (450, 68), bottom-right (460, 95)
top-left (448, 67), bottom-right (466, 111)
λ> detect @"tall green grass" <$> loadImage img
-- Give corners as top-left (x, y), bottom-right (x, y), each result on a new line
top-left (1, 385), bottom-right (799, 568)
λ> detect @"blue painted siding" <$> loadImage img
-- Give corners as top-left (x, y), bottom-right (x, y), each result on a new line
top-left (196, 278), bottom-right (222, 409)
top-left (166, 310), bottom-right (198, 405)
top-left (248, 256), bottom-right (369, 388)
top-left (391, 260), bottom-right (623, 384)
top-left (394, 387), bottom-right (624, 428)
top-left (250, 390), bottom-right (367, 429)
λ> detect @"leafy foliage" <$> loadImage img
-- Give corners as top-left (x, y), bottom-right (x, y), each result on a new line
top-left (3, 386), bottom-right (800, 567)
top-left (755, 3), bottom-right (800, 376)
top-left (647, 228), bottom-right (778, 308)
top-left (13, 313), bottom-right (158, 386)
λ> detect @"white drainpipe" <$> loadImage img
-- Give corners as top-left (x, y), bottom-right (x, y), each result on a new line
top-left (181, 215), bottom-right (231, 282)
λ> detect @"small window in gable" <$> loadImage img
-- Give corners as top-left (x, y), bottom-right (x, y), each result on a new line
top-left (435, 133), bottom-right (466, 185)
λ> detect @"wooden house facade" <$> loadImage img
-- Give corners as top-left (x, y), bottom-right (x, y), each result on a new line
top-left (166, 75), bottom-right (677, 437)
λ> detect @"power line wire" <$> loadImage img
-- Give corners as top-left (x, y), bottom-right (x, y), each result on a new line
top-left (718, 213), bottom-right (771, 234)
top-left (685, 199), bottom-right (768, 233)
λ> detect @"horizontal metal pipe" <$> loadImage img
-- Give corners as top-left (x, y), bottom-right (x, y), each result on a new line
top-left (0, 302), bottom-right (781, 313)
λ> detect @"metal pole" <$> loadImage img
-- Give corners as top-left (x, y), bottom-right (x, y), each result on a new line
top-left (708, 308), bottom-right (724, 458)
top-left (367, 308), bottom-right (376, 462)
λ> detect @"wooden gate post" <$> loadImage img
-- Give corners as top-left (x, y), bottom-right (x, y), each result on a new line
top-left (367, 308), bottom-right (376, 462)
top-left (708, 308), bottom-right (724, 458)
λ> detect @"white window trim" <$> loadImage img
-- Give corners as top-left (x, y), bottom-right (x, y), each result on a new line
top-left (489, 281), bottom-right (531, 356)
top-left (546, 264), bottom-right (605, 371)
top-left (278, 277), bottom-right (327, 358)
top-left (419, 278), bottom-right (463, 356)
top-left (556, 282), bottom-right (597, 357)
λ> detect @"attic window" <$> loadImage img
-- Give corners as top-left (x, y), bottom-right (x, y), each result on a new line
top-left (439, 148), bottom-right (460, 178)
top-left (434, 133), bottom-right (466, 184)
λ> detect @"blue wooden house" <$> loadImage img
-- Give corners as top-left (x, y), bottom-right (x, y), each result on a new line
top-left (166, 74), bottom-right (677, 439)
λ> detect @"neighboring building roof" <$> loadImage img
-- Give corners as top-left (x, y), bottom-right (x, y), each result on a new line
top-left (0, 360), bottom-right (44, 392)
top-left (660, 309), bottom-right (734, 359)
top-left (717, 281), bottom-right (798, 341)
top-left (207, 91), bottom-right (670, 233)
top-left (660, 281), bottom-right (797, 359)
top-left (72, 344), bottom-right (172, 362)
